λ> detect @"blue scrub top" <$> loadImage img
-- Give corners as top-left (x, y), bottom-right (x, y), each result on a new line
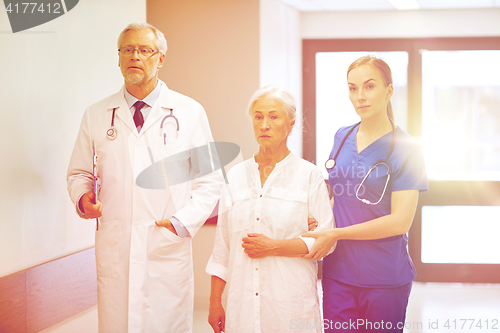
top-left (323, 123), bottom-right (428, 288)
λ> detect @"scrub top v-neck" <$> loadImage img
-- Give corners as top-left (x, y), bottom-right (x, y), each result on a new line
top-left (323, 123), bottom-right (428, 287)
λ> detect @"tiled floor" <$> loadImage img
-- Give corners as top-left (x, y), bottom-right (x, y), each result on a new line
top-left (41, 282), bottom-right (500, 332)
top-left (403, 282), bottom-right (500, 333)
top-left (194, 282), bottom-right (500, 333)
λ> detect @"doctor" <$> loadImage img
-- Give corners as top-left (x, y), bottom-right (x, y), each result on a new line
top-left (67, 23), bottom-right (222, 333)
top-left (302, 56), bottom-right (428, 332)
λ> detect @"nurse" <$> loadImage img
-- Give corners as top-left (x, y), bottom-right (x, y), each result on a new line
top-left (302, 56), bottom-right (428, 332)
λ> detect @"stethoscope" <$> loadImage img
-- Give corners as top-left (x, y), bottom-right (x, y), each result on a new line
top-left (160, 108), bottom-right (179, 143)
top-left (325, 120), bottom-right (396, 205)
top-left (106, 108), bottom-right (118, 140)
top-left (106, 107), bottom-right (180, 143)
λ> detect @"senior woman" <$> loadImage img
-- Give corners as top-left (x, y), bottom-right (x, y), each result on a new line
top-left (206, 86), bottom-right (335, 333)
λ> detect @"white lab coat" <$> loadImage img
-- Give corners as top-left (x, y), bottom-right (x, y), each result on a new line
top-left (67, 81), bottom-right (222, 333)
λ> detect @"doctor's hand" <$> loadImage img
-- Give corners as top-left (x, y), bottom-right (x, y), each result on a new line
top-left (301, 229), bottom-right (338, 260)
top-left (155, 219), bottom-right (178, 236)
top-left (242, 233), bottom-right (276, 259)
top-left (79, 190), bottom-right (102, 219)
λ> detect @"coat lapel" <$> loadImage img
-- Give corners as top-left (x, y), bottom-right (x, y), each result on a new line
top-left (105, 82), bottom-right (178, 138)
top-left (140, 81), bottom-right (178, 136)
top-left (107, 86), bottom-right (138, 136)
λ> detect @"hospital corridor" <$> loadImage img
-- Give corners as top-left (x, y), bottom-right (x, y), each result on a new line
top-left (1, 0), bottom-right (500, 332)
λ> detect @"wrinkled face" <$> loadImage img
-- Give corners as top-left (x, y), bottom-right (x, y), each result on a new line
top-left (347, 64), bottom-right (393, 120)
top-left (252, 97), bottom-right (294, 150)
top-left (118, 29), bottom-right (165, 87)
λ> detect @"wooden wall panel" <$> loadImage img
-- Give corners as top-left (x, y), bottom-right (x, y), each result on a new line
top-left (26, 248), bottom-right (97, 333)
top-left (0, 271), bottom-right (27, 333)
top-left (0, 248), bottom-right (97, 333)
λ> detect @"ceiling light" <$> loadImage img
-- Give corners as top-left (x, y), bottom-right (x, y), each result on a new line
top-left (388, 0), bottom-right (421, 10)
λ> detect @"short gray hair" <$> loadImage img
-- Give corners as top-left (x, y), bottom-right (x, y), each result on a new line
top-left (117, 23), bottom-right (168, 55)
top-left (247, 85), bottom-right (297, 122)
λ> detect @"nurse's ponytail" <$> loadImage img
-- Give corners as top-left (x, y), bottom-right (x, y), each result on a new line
top-left (347, 56), bottom-right (395, 123)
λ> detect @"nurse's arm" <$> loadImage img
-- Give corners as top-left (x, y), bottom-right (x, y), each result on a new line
top-left (242, 233), bottom-right (309, 258)
top-left (302, 189), bottom-right (419, 260)
top-left (345, 189), bottom-right (420, 238)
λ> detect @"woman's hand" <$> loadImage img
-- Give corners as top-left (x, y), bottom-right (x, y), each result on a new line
top-left (242, 233), bottom-right (276, 259)
top-left (209, 276), bottom-right (226, 333)
top-left (308, 217), bottom-right (318, 231)
top-left (301, 229), bottom-right (338, 260)
top-left (208, 301), bottom-right (226, 333)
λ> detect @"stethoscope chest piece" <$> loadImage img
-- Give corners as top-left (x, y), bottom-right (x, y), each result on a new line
top-left (325, 158), bottom-right (336, 170)
top-left (107, 127), bottom-right (117, 140)
top-left (107, 107), bottom-right (118, 140)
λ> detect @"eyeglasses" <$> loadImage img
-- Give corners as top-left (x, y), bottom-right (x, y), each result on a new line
top-left (118, 47), bottom-right (159, 57)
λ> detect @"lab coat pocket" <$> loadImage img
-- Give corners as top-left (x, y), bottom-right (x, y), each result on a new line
top-left (147, 225), bottom-right (189, 278)
top-left (268, 188), bottom-right (308, 231)
top-left (95, 220), bottom-right (120, 278)
top-left (228, 189), bottom-right (252, 233)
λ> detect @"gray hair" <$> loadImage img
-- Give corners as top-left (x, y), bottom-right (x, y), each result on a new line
top-left (117, 23), bottom-right (168, 55)
top-left (247, 85), bottom-right (297, 122)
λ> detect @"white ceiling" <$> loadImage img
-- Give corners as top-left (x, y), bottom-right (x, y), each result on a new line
top-left (278, 0), bottom-right (500, 11)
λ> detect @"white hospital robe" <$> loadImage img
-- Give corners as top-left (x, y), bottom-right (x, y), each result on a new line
top-left (207, 153), bottom-right (334, 333)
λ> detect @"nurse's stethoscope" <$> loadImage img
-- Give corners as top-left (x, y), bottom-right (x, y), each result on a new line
top-left (325, 120), bottom-right (396, 205)
top-left (106, 107), bottom-right (180, 143)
